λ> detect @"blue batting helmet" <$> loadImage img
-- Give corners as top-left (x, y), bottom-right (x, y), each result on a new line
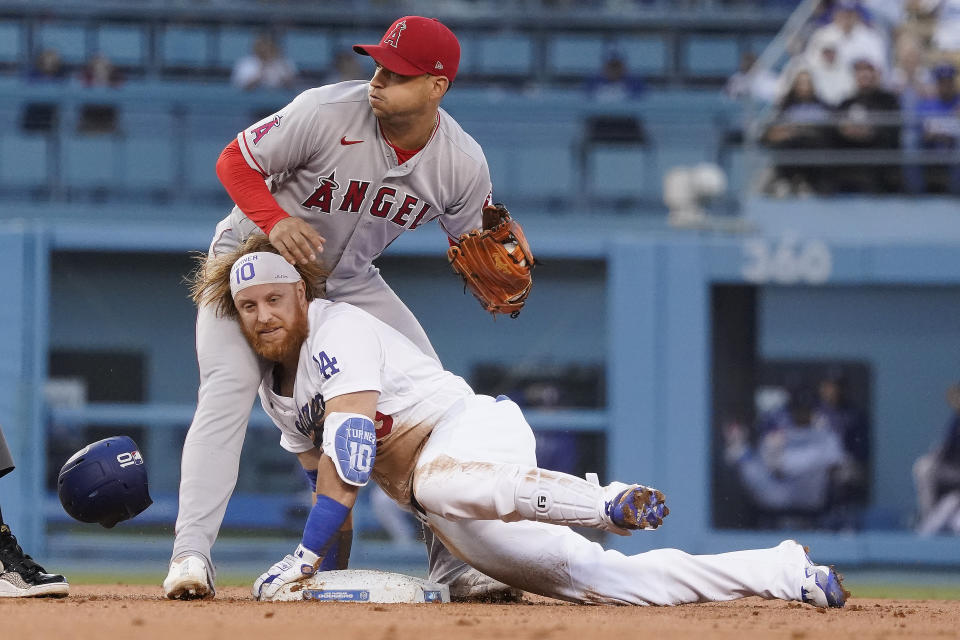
top-left (57, 436), bottom-right (153, 528)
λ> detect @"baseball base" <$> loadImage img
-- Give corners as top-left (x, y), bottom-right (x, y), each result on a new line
top-left (265, 569), bottom-right (450, 603)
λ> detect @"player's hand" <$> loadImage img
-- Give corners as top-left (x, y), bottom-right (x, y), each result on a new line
top-left (269, 217), bottom-right (325, 265)
top-left (252, 544), bottom-right (321, 601)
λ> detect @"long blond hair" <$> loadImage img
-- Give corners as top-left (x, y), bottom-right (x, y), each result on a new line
top-left (188, 234), bottom-right (328, 318)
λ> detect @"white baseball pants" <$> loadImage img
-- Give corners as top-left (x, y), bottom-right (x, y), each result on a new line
top-left (413, 396), bottom-right (806, 605)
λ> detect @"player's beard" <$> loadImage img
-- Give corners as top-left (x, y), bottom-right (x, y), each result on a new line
top-left (243, 307), bottom-right (309, 363)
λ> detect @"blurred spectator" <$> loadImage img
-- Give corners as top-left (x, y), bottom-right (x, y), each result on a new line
top-left (930, 0), bottom-right (960, 55)
top-left (584, 52), bottom-right (645, 102)
top-left (834, 57), bottom-right (902, 192)
top-left (22, 48), bottom-right (67, 132)
top-left (861, 0), bottom-right (907, 34)
top-left (901, 0), bottom-right (943, 49)
top-left (325, 51), bottom-right (369, 84)
top-left (805, 0), bottom-right (888, 79)
top-left (231, 34), bottom-right (298, 91)
top-left (76, 53), bottom-right (123, 134)
top-left (724, 51), bottom-right (780, 104)
top-left (889, 32), bottom-right (934, 99)
top-left (762, 69), bottom-right (836, 195)
top-left (25, 48), bottom-right (67, 83)
top-left (724, 388), bottom-right (847, 528)
top-left (913, 382), bottom-right (960, 535)
top-left (78, 53), bottom-right (124, 88)
top-left (813, 375), bottom-right (871, 471)
top-left (905, 62), bottom-right (960, 193)
top-left (812, 374), bottom-right (871, 527)
top-left (807, 32), bottom-right (856, 106)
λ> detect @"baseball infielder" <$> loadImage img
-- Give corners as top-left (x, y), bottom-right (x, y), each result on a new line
top-left (188, 238), bottom-right (848, 608)
top-left (165, 16), bottom-right (514, 599)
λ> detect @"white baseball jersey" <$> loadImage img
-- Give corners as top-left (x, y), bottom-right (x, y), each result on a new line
top-left (256, 301), bottom-right (819, 607)
top-left (229, 80), bottom-right (490, 278)
top-left (259, 298), bottom-right (472, 502)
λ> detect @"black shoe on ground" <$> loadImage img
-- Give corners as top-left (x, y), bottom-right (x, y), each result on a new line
top-left (0, 524), bottom-right (69, 597)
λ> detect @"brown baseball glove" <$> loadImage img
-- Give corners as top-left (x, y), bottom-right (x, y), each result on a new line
top-left (448, 203), bottom-right (535, 317)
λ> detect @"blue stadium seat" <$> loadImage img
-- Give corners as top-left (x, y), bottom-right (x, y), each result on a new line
top-left (0, 21), bottom-right (22, 65)
top-left (516, 144), bottom-right (575, 200)
top-left (36, 23), bottom-right (87, 64)
top-left (118, 107), bottom-right (175, 138)
top-left (283, 29), bottom-right (332, 73)
top-left (217, 27), bottom-right (257, 69)
top-left (684, 36), bottom-right (740, 76)
top-left (96, 24), bottom-right (145, 66)
top-left (482, 146), bottom-right (512, 195)
top-left (588, 148), bottom-right (651, 198)
top-left (333, 30), bottom-right (382, 60)
top-left (0, 134), bottom-right (47, 188)
top-left (123, 138), bottom-right (175, 190)
top-left (161, 26), bottom-right (210, 67)
top-left (193, 109), bottom-right (251, 144)
top-left (548, 35), bottom-right (605, 75)
top-left (620, 36), bottom-right (668, 76)
top-left (454, 33), bottom-right (479, 75)
top-left (475, 33), bottom-right (533, 75)
top-left (63, 137), bottom-right (120, 188)
top-left (186, 138), bottom-right (228, 192)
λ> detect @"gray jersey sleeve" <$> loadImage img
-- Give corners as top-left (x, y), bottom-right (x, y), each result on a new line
top-left (236, 88), bottom-right (340, 177)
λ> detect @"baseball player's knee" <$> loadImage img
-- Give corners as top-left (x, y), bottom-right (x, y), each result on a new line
top-left (411, 463), bottom-right (450, 516)
top-left (413, 456), bottom-right (521, 521)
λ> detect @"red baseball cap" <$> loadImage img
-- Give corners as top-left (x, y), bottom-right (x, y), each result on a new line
top-left (353, 16), bottom-right (460, 83)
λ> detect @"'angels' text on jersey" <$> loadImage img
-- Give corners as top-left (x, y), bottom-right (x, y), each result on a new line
top-left (300, 171), bottom-right (432, 230)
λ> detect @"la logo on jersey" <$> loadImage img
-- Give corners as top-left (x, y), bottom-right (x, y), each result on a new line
top-left (251, 115), bottom-right (283, 145)
top-left (383, 20), bottom-right (406, 48)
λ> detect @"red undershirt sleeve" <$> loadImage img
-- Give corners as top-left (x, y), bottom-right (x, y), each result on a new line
top-left (215, 139), bottom-right (290, 235)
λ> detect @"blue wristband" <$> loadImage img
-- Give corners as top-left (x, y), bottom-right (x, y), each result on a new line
top-left (302, 466), bottom-right (319, 491)
top-left (302, 495), bottom-right (350, 557)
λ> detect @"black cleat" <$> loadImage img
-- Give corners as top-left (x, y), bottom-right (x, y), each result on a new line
top-left (0, 524), bottom-right (69, 598)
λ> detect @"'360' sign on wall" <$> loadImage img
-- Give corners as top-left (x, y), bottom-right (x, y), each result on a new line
top-left (741, 236), bottom-right (832, 285)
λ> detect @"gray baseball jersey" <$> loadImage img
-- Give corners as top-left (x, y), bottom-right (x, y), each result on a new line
top-left (231, 80), bottom-right (491, 278)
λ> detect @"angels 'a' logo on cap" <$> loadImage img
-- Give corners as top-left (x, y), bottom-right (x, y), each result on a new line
top-left (383, 19), bottom-right (406, 48)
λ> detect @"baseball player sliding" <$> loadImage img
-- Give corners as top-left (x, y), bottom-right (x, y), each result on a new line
top-left (187, 236), bottom-right (848, 608)
top-left (165, 17), bottom-right (530, 600)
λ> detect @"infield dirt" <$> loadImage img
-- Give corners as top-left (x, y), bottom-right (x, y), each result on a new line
top-left (2, 585), bottom-right (958, 639)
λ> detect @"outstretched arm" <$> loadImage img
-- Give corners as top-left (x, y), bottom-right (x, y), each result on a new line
top-left (254, 391), bottom-right (379, 600)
